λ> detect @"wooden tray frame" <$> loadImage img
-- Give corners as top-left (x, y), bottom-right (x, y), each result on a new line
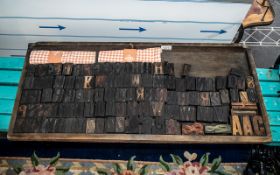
top-left (7, 42), bottom-right (271, 144)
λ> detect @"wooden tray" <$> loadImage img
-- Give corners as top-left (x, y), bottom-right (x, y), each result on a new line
top-left (8, 42), bottom-right (271, 144)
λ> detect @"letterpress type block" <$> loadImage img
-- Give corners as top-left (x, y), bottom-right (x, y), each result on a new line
top-left (230, 89), bottom-right (239, 102)
top-left (125, 115), bottom-right (140, 133)
top-left (216, 76), bottom-right (227, 90)
top-left (185, 76), bottom-right (196, 91)
top-left (115, 102), bottom-right (126, 116)
top-left (33, 77), bottom-right (53, 89)
top-left (166, 119), bottom-right (181, 135)
top-left (210, 92), bottom-right (221, 106)
top-left (142, 74), bottom-right (153, 87)
top-left (179, 106), bottom-right (196, 122)
top-left (95, 102), bottom-right (105, 117)
top-left (115, 117), bottom-right (125, 133)
top-left (151, 117), bottom-right (165, 134)
top-left (213, 106), bottom-right (229, 123)
top-left (166, 91), bottom-right (178, 105)
top-left (104, 88), bottom-right (116, 102)
top-left (94, 88), bottom-right (104, 102)
top-left (151, 102), bottom-right (164, 117)
top-left (197, 106), bottom-right (213, 122)
top-left (247, 88), bottom-right (258, 103)
top-left (41, 88), bottom-right (53, 103)
top-left (21, 90), bottom-right (41, 104)
top-left (219, 89), bottom-right (230, 104)
top-left (105, 117), bottom-right (116, 133)
top-left (63, 89), bottom-right (75, 103)
top-left (35, 64), bottom-right (48, 77)
top-left (163, 105), bottom-right (180, 120)
top-left (199, 92), bottom-right (210, 106)
top-left (84, 102), bottom-right (95, 117)
top-left (62, 63), bottom-right (73, 75)
top-left (176, 78), bottom-right (186, 92)
top-left (75, 76), bottom-right (84, 89)
top-left (188, 91), bottom-right (199, 106)
top-left (182, 122), bottom-right (204, 135)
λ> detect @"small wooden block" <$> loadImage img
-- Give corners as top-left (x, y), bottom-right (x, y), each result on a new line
top-left (216, 76), bottom-right (227, 90)
top-left (141, 62), bottom-right (153, 74)
top-left (21, 90), bottom-right (41, 104)
top-left (115, 88), bottom-right (127, 102)
top-left (154, 88), bottom-right (167, 102)
top-left (165, 76), bottom-right (176, 90)
top-left (95, 102), bottom-right (105, 117)
top-left (74, 76), bottom-right (84, 89)
top-left (33, 77), bottom-right (53, 89)
top-left (205, 124), bottom-right (231, 134)
top-left (141, 74), bottom-right (153, 87)
top-left (239, 91), bottom-right (249, 103)
top-left (165, 63), bottom-right (175, 76)
top-left (139, 101), bottom-right (152, 117)
top-left (125, 115), bottom-right (140, 134)
top-left (17, 105), bottom-right (27, 118)
top-left (136, 87), bottom-right (144, 101)
top-left (144, 88), bottom-right (153, 101)
top-left (95, 118), bottom-right (105, 134)
top-left (86, 118), bottom-right (96, 134)
top-left (139, 116), bottom-right (153, 134)
top-left (105, 101), bottom-right (115, 116)
top-left (199, 92), bottom-right (210, 106)
top-left (164, 105), bottom-right (180, 120)
top-left (115, 102), bottom-right (126, 116)
top-left (210, 92), bottom-right (221, 106)
top-left (179, 106), bottom-right (196, 122)
top-left (154, 62), bottom-right (164, 75)
top-left (166, 119), bottom-right (181, 135)
top-left (153, 75), bottom-right (165, 88)
top-left (115, 117), bottom-right (125, 133)
top-left (247, 88), bottom-right (258, 103)
top-left (73, 64), bottom-right (83, 76)
top-left (124, 62), bottom-right (133, 73)
top-left (73, 103), bottom-right (84, 117)
top-left (252, 115), bottom-right (266, 136)
top-left (41, 88), bottom-right (53, 103)
top-left (151, 102), bottom-right (164, 117)
top-left (84, 76), bottom-right (94, 89)
top-left (63, 89), bottom-right (75, 103)
top-left (126, 88), bottom-right (136, 101)
top-left (113, 63), bottom-right (125, 75)
top-left (166, 91), bottom-right (178, 105)
top-left (231, 104), bottom-right (258, 111)
top-left (53, 76), bottom-right (65, 89)
top-left (62, 63), bottom-right (73, 75)
top-left (246, 76), bottom-right (255, 89)
top-left (182, 122), bottom-right (204, 135)
top-left (105, 117), bottom-right (116, 133)
top-left (175, 78), bottom-right (186, 92)
top-left (188, 91), bottom-right (199, 106)
top-left (152, 117), bottom-right (165, 134)
top-left (219, 89), bottom-right (230, 104)
top-left (35, 64), bottom-right (49, 77)
top-left (127, 101), bottom-right (139, 116)
top-left (43, 104), bottom-right (58, 117)
top-left (230, 89), bottom-right (239, 102)
top-left (84, 102), bottom-right (95, 117)
top-left (83, 64), bottom-right (93, 76)
top-left (232, 114), bottom-right (243, 136)
top-left (48, 64), bottom-right (62, 76)
top-left (64, 76), bottom-right (75, 89)
top-left (237, 77), bottom-right (246, 90)
top-left (182, 64), bottom-right (191, 77)
top-left (227, 75), bottom-right (238, 89)
top-left (197, 106), bottom-right (213, 122)
top-left (177, 92), bottom-right (189, 106)
top-left (95, 75), bottom-right (107, 87)
top-left (104, 88), bottom-right (116, 102)
top-left (185, 76), bottom-right (196, 91)
top-left (103, 63), bottom-right (113, 75)
top-left (106, 75), bottom-right (115, 88)
top-left (131, 74), bottom-right (141, 87)
top-left (213, 106), bottom-right (229, 123)
top-left (75, 89), bottom-right (85, 102)
top-left (231, 109), bottom-right (257, 115)
top-left (242, 115), bottom-right (254, 136)
top-left (94, 88), bottom-right (104, 102)
top-left (131, 62), bottom-right (142, 74)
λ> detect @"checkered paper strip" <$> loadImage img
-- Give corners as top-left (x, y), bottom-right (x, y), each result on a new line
top-left (98, 47), bottom-right (162, 62)
top-left (29, 50), bottom-right (96, 64)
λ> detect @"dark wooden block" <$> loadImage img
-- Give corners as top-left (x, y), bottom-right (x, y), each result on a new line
top-left (182, 122), bottom-right (204, 135)
top-left (105, 101), bottom-right (115, 116)
top-left (93, 102), bottom-right (104, 117)
top-left (124, 62), bottom-right (133, 73)
top-left (105, 117), bottom-right (116, 133)
top-left (197, 106), bottom-right (214, 122)
top-left (104, 88), bottom-right (116, 102)
top-left (179, 106), bottom-right (196, 122)
top-left (152, 117), bottom-right (165, 134)
top-left (35, 64), bottom-right (48, 77)
top-left (175, 78), bottom-right (186, 92)
top-left (230, 68), bottom-right (244, 77)
top-left (151, 102), bottom-right (164, 116)
top-left (23, 76), bottom-right (34, 89)
top-left (52, 89), bottom-right (64, 103)
top-left (92, 63), bottom-right (102, 75)
top-left (247, 88), bottom-right (258, 103)
top-left (141, 62), bottom-right (153, 74)
top-left (115, 88), bottom-right (127, 102)
top-left (199, 92), bottom-right (210, 106)
top-left (125, 115), bottom-right (140, 134)
top-left (29, 117), bottom-right (43, 133)
top-left (139, 116), bottom-right (153, 134)
top-left (230, 89), bottom-right (239, 102)
top-left (122, 74), bottom-right (131, 87)
top-left (94, 88), bottom-right (104, 102)
top-left (127, 101), bottom-right (139, 116)
top-left (75, 89), bottom-right (84, 102)
top-left (113, 75), bottom-right (122, 87)
top-left (216, 76), bottom-right (227, 90)
top-left (133, 62), bottom-right (142, 74)
top-left (26, 104), bottom-right (42, 117)
top-left (84, 89), bottom-right (94, 102)
top-left (33, 77), bottom-right (53, 89)
top-left (13, 118), bottom-right (25, 133)
top-left (142, 74), bottom-right (153, 87)
top-left (188, 91), bottom-right (199, 106)
top-left (73, 64), bottom-right (83, 76)
top-left (115, 102), bottom-right (126, 116)
top-left (165, 76), bottom-right (176, 90)
top-left (41, 88), bottom-right (53, 103)
top-left (84, 102), bottom-right (95, 117)
top-left (219, 89), bottom-right (230, 104)
top-left (63, 89), bottom-right (75, 103)
top-left (144, 88), bottom-right (154, 101)
top-left (154, 88), bottom-right (167, 102)
top-left (153, 75), bottom-right (165, 88)
top-left (237, 77), bottom-right (246, 90)
top-left (185, 76), bottom-right (196, 91)
top-left (63, 118), bottom-right (75, 133)
top-left (196, 77), bottom-right (215, 91)
top-left (64, 76), bottom-right (75, 89)
top-left (106, 75), bottom-right (114, 88)
top-left (166, 91), bottom-right (178, 105)
top-left (75, 76), bottom-right (84, 89)
top-left (62, 63), bottom-right (73, 75)
top-left (58, 103), bottom-right (74, 117)
top-left (163, 105), bottom-right (180, 120)
top-left (213, 106), bottom-right (229, 123)
top-left (21, 90), bottom-right (41, 104)
top-left (139, 101), bottom-right (152, 117)
top-left (246, 76), bottom-right (255, 89)
top-left (131, 74), bottom-right (141, 87)
top-left (210, 92), bottom-right (221, 106)
top-left (154, 62), bottom-right (164, 75)
top-left (165, 63), bottom-right (175, 76)
top-left (177, 92), bottom-right (189, 106)
top-left (182, 64), bottom-right (191, 77)
top-left (227, 75), bottom-right (238, 89)
top-left (53, 76), bottom-right (65, 89)
top-left (49, 64), bottom-right (62, 76)
top-left (113, 63), bottom-right (125, 75)
top-left (26, 64), bottom-right (36, 76)
top-left (83, 64), bottom-right (93, 75)
top-left (95, 75), bottom-right (107, 87)
top-left (17, 105), bottom-right (27, 118)
top-left (95, 118), bottom-right (105, 134)
top-left (74, 118), bottom-right (86, 133)
top-left (166, 119), bottom-right (181, 135)
top-left (73, 103), bottom-right (84, 117)
top-left (115, 117), bottom-right (125, 133)
top-left (205, 124), bottom-right (232, 134)
top-left (103, 62), bottom-right (113, 75)
top-left (136, 88), bottom-right (144, 101)
top-left (83, 76), bottom-right (94, 89)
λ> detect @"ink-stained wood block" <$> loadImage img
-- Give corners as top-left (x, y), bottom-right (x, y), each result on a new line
top-left (113, 63), bottom-right (125, 75)
top-left (142, 74), bottom-right (153, 87)
top-left (136, 88), bottom-right (144, 101)
top-left (164, 105), bottom-right (180, 120)
top-left (105, 101), bottom-right (115, 116)
top-left (205, 124), bottom-right (232, 134)
top-left (252, 115), bottom-right (266, 136)
top-left (227, 75), bottom-right (238, 89)
top-left (17, 105), bottom-right (27, 118)
top-left (175, 78), bottom-right (186, 92)
top-left (232, 115), bottom-right (243, 136)
top-left (182, 64), bottom-right (191, 77)
top-left (177, 92), bottom-right (189, 106)
top-left (106, 75), bottom-right (114, 88)
top-left (26, 64), bottom-right (36, 76)
top-left (73, 64), bottom-right (83, 76)
top-left (139, 101), bottom-right (152, 117)
top-left (104, 88), bottom-right (116, 102)
top-left (154, 88), bottom-right (167, 102)
top-left (115, 117), bottom-right (125, 133)
top-left (165, 63), bottom-right (175, 76)
top-left (52, 89), bottom-right (64, 103)
top-left (139, 116), bottom-right (153, 134)
top-left (33, 77), bottom-right (53, 89)
top-left (42, 104), bottom-right (58, 118)
top-left (58, 103), bottom-right (74, 117)
top-left (95, 75), bottom-right (107, 87)
top-left (13, 118), bottom-right (25, 133)
top-left (23, 76), bottom-right (34, 89)
top-left (131, 74), bottom-right (141, 87)
top-left (35, 64), bottom-right (49, 77)
top-left (63, 89), bottom-right (75, 103)
top-left (72, 118), bottom-right (86, 133)
top-left (237, 77), bottom-right (245, 90)
top-left (64, 76), bottom-right (75, 89)
top-left (210, 92), bottom-right (221, 106)
top-left (154, 62), bottom-right (164, 75)
top-left (219, 89), bottom-right (230, 104)
top-left (166, 119), bottom-right (181, 135)
top-left (62, 63), bottom-right (73, 75)
top-left (127, 101), bottom-right (139, 116)
top-left (92, 63), bottom-right (102, 75)
top-left (21, 90), bottom-right (41, 104)
top-left (105, 117), bottom-right (116, 133)
top-left (246, 76), bottom-right (255, 89)
top-left (141, 62), bottom-right (152, 74)
top-left (239, 91), bottom-right (249, 103)
top-left (151, 102), bottom-right (164, 117)
top-left (115, 102), bottom-right (126, 117)
top-left (144, 88), bottom-right (154, 101)
top-left (179, 106), bottom-right (196, 122)
top-left (86, 118), bottom-right (96, 134)
top-left (166, 91), bottom-right (178, 105)
top-left (213, 106), bottom-right (229, 123)
top-left (131, 62), bottom-right (141, 74)
top-left (114, 75), bottom-right (123, 87)
top-left (152, 117), bottom-right (165, 134)
top-left (126, 88), bottom-right (135, 101)
top-left (197, 106), bottom-right (213, 122)
top-left (185, 76), bottom-right (196, 91)
top-left (83, 64), bottom-right (93, 75)
top-left (73, 103), bottom-right (84, 117)
top-left (230, 89), bottom-right (239, 102)
top-left (94, 102), bottom-right (105, 117)
top-left (199, 92), bottom-right (210, 106)
top-left (115, 88), bottom-right (127, 102)
top-left (124, 62), bottom-right (133, 73)
top-left (247, 88), bottom-right (258, 103)
top-left (94, 88), bottom-right (104, 102)
top-left (122, 74), bottom-right (131, 87)
top-left (41, 118), bottom-right (58, 133)
top-left (216, 76), bottom-right (227, 90)
top-left (196, 77), bottom-right (215, 91)
top-left (75, 89), bottom-right (84, 102)
top-left (84, 102), bottom-right (95, 117)
top-left (165, 76), bottom-right (176, 90)
top-left (125, 115), bottom-right (140, 134)
top-left (153, 75), bottom-right (165, 88)
top-left (103, 63), bottom-right (113, 75)
top-left (83, 76), bottom-right (94, 89)
top-left (26, 104), bottom-right (42, 117)
top-left (84, 89), bottom-right (94, 102)
top-left (74, 76), bottom-right (84, 89)
top-left (188, 91), bottom-right (199, 106)
top-left (48, 64), bottom-right (62, 76)
top-left (182, 122), bottom-right (204, 135)
top-left (231, 103), bottom-right (258, 111)
top-left (95, 118), bottom-right (105, 134)
top-left (41, 88), bottom-right (53, 103)
top-left (53, 76), bottom-right (65, 89)
top-left (242, 115), bottom-right (254, 136)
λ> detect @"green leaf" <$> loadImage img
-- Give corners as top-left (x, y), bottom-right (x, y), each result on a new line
top-left (49, 152), bottom-right (60, 166)
top-left (113, 163), bottom-right (122, 174)
top-left (97, 168), bottom-right (109, 175)
top-left (13, 166), bottom-right (22, 174)
top-left (127, 155), bottom-right (136, 171)
top-left (31, 151), bottom-right (40, 167)
top-left (170, 154), bottom-right (183, 165)
top-left (139, 165), bottom-right (148, 175)
top-left (210, 156), bottom-right (222, 173)
top-left (199, 153), bottom-right (210, 166)
top-left (159, 155), bottom-right (171, 172)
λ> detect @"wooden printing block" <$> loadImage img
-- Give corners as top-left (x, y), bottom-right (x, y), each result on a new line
top-left (63, 76), bottom-right (75, 89)
top-left (199, 92), bottom-right (210, 106)
top-left (17, 105), bottom-right (27, 118)
top-left (182, 64), bottom-right (191, 77)
top-left (188, 91), bottom-right (199, 106)
top-left (252, 115), bottom-right (266, 136)
top-left (74, 76), bottom-right (84, 89)
top-left (165, 76), bottom-right (176, 90)
top-left (84, 102), bottom-right (95, 117)
top-left (63, 89), bottom-right (75, 103)
top-left (242, 115), bottom-right (254, 136)
top-left (106, 101), bottom-right (116, 116)
top-left (83, 64), bottom-right (93, 75)
top-left (40, 118), bottom-right (52, 133)
top-left (26, 64), bottom-right (36, 76)
top-left (73, 103), bottom-right (84, 117)
top-left (139, 101), bottom-right (152, 117)
top-left (73, 64), bottom-right (84, 76)
top-left (204, 124), bottom-right (232, 134)
top-left (144, 88), bottom-right (154, 101)
top-left (105, 117), bottom-right (116, 133)
top-left (246, 76), bottom-right (255, 89)
top-left (114, 75), bottom-right (123, 87)
top-left (216, 76), bottom-right (227, 90)
top-left (237, 77), bottom-right (246, 90)
top-left (166, 91), bottom-right (178, 105)
top-left (41, 88), bottom-right (53, 103)
top-left (197, 106), bottom-right (213, 122)
top-left (239, 91), bottom-right (249, 103)
top-left (62, 63), bottom-right (73, 75)
top-left (29, 117), bottom-right (43, 133)
top-left (115, 88), bottom-right (127, 102)
top-left (58, 103), bottom-right (74, 117)
top-left (142, 74), bottom-right (153, 87)
top-left (139, 116), bottom-right (153, 134)
top-left (75, 89), bottom-right (85, 102)
top-left (136, 87), bottom-right (144, 101)
top-left (124, 62), bottom-right (133, 73)
top-left (131, 62), bottom-right (141, 74)
top-left (63, 118), bottom-right (75, 133)
top-left (153, 75), bottom-right (165, 88)
top-left (231, 103), bottom-right (258, 111)
top-left (53, 118), bottom-right (65, 133)
top-left (23, 76), bottom-right (34, 89)
top-left (34, 64), bottom-right (49, 77)
top-left (126, 88), bottom-right (135, 101)
top-left (86, 118), bottom-right (96, 134)
top-left (115, 117), bottom-right (125, 133)
top-left (122, 74), bottom-right (131, 87)
top-left (154, 88), bottom-right (167, 102)
top-left (95, 118), bottom-right (105, 133)
top-left (115, 102), bottom-right (126, 116)
top-left (227, 75), bottom-right (238, 89)
top-left (131, 74), bottom-right (141, 87)
top-left (113, 63), bottom-right (125, 75)
top-left (166, 119), bottom-right (181, 135)
top-left (219, 89), bottom-right (230, 104)
top-left (151, 102), bottom-right (164, 117)
top-left (41, 104), bottom-right (58, 118)
top-left (185, 76), bottom-right (196, 91)
top-left (48, 64), bottom-right (62, 75)
top-left (165, 63), bottom-right (175, 76)
top-left (13, 118), bottom-right (25, 133)
top-left (44, 118), bottom-right (59, 133)
top-left (104, 88), bottom-right (116, 102)
top-left (154, 62), bottom-right (164, 75)
top-left (127, 101), bottom-right (139, 116)
top-left (210, 92), bottom-right (221, 106)
top-left (103, 63), bottom-right (113, 75)
top-left (92, 63), bottom-right (102, 75)
top-left (163, 105), bottom-right (180, 120)
top-left (125, 115), bottom-right (140, 134)
top-left (231, 115), bottom-right (243, 136)
top-left (53, 76), bottom-right (65, 89)
top-left (213, 106), bottom-right (229, 123)
top-left (196, 77), bottom-right (215, 91)
top-left (83, 76), bottom-right (94, 89)
top-left (84, 89), bottom-right (94, 102)
top-left (182, 122), bottom-right (204, 135)
top-left (179, 106), bottom-right (196, 122)
top-left (95, 102), bottom-right (105, 117)
top-left (177, 92), bottom-right (189, 106)
top-left (26, 104), bottom-right (42, 117)
top-left (21, 90), bottom-right (41, 104)
top-left (152, 117), bottom-right (165, 134)
top-left (175, 78), bottom-right (186, 92)
top-left (72, 118), bottom-right (85, 133)
top-left (33, 77), bottom-right (53, 89)
top-left (94, 88), bottom-right (104, 102)
top-left (231, 109), bottom-right (257, 115)
top-left (141, 62), bottom-right (152, 74)
top-left (51, 89), bottom-right (63, 103)
top-left (230, 89), bottom-right (239, 102)
top-left (95, 75), bottom-right (107, 87)
top-left (106, 75), bottom-right (114, 88)
top-left (247, 88), bottom-right (258, 103)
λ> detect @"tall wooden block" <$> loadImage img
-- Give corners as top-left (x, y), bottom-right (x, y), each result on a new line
top-left (239, 91), bottom-right (249, 103)
top-left (26, 104), bottom-right (42, 117)
top-left (115, 88), bottom-right (127, 102)
top-left (139, 116), bottom-right (153, 134)
top-left (33, 77), bottom-right (53, 89)
top-left (219, 89), bottom-right (230, 104)
top-left (127, 101), bottom-right (139, 116)
top-left (64, 76), bottom-right (75, 89)
top-left (165, 76), bottom-right (176, 90)
top-left (94, 88), bottom-right (104, 102)
top-left (252, 115), bottom-right (266, 136)
top-left (164, 105), bottom-right (180, 120)
top-left (166, 119), bottom-right (181, 135)
top-left (242, 115), bottom-right (254, 136)
top-left (53, 76), bottom-right (65, 89)
top-left (197, 106), bottom-right (213, 122)
top-left (144, 88), bottom-right (153, 101)
top-left (62, 63), bottom-right (73, 75)
top-left (35, 64), bottom-right (48, 77)
top-left (21, 90), bottom-right (41, 104)
top-left (199, 92), bottom-right (210, 106)
top-left (139, 101), bottom-right (152, 117)
top-left (232, 115), bottom-right (243, 136)
top-left (227, 75), bottom-right (238, 89)
top-left (154, 88), bottom-right (167, 102)
top-left (95, 118), bottom-right (105, 134)
top-left (95, 102), bottom-right (105, 117)
top-left (210, 92), bottom-right (221, 106)
top-left (237, 77), bottom-right (246, 90)
top-left (115, 117), bottom-right (125, 133)
top-left (84, 102), bottom-right (95, 117)
top-left (124, 62), bottom-right (132, 73)
top-left (105, 117), bottom-right (116, 133)
top-left (177, 92), bottom-right (189, 106)
top-left (41, 88), bottom-right (53, 103)
top-left (141, 62), bottom-right (153, 74)
top-left (182, 64), bottom-right (191, 77)
top-left (95, 75), bottom-right (107, 87)
top-left (131, 74), bottom-right (141, 87)
top-left (63, 89), bottom-right (75, 103)
top-left (182, 123), bottom-right (204, 135)
top-left (247, 88), bottom-right (258, 103)
top-left (154, 62), bottom-right (164, 75)
top-left (115, 102), bottom-right (126, 116)
top-left (165, 63), bottom-right (175, 76)
top-left (104, 88), bottom-right (116, 102)
top-left (106, 75), bottom-right (114, 88)
top-left (105, 101), bottom-right (115, 116)
top-left (216, 76), bottom-right (227, 90)
top-left (17, 105), bottom-right (27, 118)
top-left (58, 103), bottom-right (74, 117)
top-left (86, 118), bottom-right (96, 134)
top-left (136, 88), bottom-right (144, 101)
top-left (103, 62), bottom-right (113, 75)
top-left (179, 106), bottom-right (196, 122)
top-left (152, 117), bottom-right (165, 134)
top-left (75, 89), bottom-right (84, 102)
top-left (74, 76), bottom-right (84, 89)
top-left (126, 88), bottom-right (136, 101)
top-left (153, 75), bottom-right (165, 88)
top-left (73, 64), bottom-right (83, 76)
top-left (166, 91), bottom-right (178, 105)
top-left (125, 115), bottom-right (140, 134)
top-left (230, 89), bottom-right (239, 102)
top-left (83, 64), bottom-right (93, 76)
top-left (142, 74), bottom-right (153, 87)
top-left (175, 78), bottom-right (186, 92)
top-left (188, 91), bottom-right (199, 106)
top-left (84, 76), bottom-right (94, 89)
top-left (73, 103), bottom-right (84, 117)
top-left (23, 76), bottom-right (34, 89)
top-left (113, 63), bottom-right (125, 75)
top-left (151, 102), bottom-right (164, 117)
top-left (246, 76), bottom-right (255, 89)
top-left (213, 106), bottom-right (229, 123)
top-left (185, 76), bottom-right (196, 91)
top-left (131, 62), bottom-right (142, 74)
